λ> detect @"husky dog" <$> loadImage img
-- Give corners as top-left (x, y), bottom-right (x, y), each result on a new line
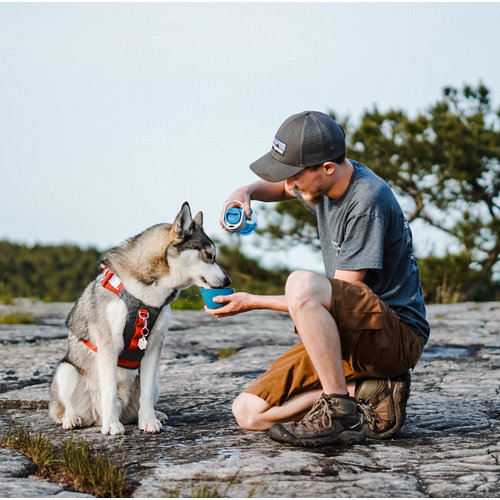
top-left (49, 202), bottom-right (230, 435)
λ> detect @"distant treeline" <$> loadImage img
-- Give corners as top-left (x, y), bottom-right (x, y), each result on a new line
top-left (0, 240), bottom-right (290, 309)
top-left (0, 241), bottom-right (498, 308)
top-left (0, 241), bottom-right (101, 303)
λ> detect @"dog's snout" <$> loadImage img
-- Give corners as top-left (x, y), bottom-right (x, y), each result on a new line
top-left (222, 274), bottom-right (231, 288)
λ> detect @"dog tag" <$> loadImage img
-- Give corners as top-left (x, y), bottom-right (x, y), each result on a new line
top-left (138, 337), bottom-right (148, 350)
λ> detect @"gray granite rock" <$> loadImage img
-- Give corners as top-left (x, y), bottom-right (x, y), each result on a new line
top-left (0, 300), bottom-right (499, 497)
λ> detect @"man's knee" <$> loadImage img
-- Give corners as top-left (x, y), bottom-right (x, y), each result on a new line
top-left (285, 270), bottom-right (315, 306)
top-left (232, 392), bottom-right (270, 431)
top-left (285, 270), bottom-right (331, 312)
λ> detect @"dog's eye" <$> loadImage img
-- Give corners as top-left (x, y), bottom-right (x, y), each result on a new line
top-left (205, 252), bottom-right (215, 263)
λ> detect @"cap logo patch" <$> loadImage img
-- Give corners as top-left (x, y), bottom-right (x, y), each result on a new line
top-left (272, 137), bottom-right (287, 156)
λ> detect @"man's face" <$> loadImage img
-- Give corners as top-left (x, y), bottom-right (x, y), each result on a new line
top-left (284, 166), bottom-right (327, 205)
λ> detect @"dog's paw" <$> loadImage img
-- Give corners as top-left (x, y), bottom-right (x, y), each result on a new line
top-left (139, 418), bottom-right (162, 433)
top-left (155, 410), bottom-right (168, 424)
top-left (101, 421), bottom-right (125, 436)
top-left (62, 415), bottom-right (82, 430)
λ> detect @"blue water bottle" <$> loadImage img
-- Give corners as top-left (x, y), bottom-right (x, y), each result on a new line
top-left (223, 200), bottom-right (258, 236)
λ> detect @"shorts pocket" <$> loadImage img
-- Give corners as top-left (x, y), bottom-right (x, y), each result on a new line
top-left (332, 281), bottom-right (384, 332)
top-left (342, 309), bottom-right (383, 331)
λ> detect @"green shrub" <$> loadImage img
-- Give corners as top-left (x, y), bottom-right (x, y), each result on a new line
top-left (417, 252), bottom-right (498, 303)
top-left (0, 312), bottom-right (36, 324)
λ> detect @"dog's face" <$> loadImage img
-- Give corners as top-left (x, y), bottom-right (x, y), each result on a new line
top-left (167, 202), bottom-right (231, 290)
top-left (101, 202), bottom-right (230, 292)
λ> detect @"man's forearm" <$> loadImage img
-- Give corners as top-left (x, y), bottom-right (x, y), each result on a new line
top-left (247, 180), bottom-right (291, 202)
top-left (249, 294), bottom-right (289, 312)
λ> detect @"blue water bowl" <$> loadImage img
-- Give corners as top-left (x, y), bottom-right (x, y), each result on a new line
top-left (200, 288), bottom-right (235, 309)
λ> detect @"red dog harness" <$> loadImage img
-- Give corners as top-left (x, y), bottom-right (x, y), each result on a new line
top-left (81, 268), bottom-right (162, 369)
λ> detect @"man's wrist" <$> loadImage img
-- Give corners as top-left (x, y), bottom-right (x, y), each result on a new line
top-left (246, 182), bottom-right (260, 200)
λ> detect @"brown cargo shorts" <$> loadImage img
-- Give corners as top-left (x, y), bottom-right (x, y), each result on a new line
top-left (244, 279), bottom-right (425, 407)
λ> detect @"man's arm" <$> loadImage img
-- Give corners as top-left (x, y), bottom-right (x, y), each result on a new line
top-left (248, 179), bottom-right (295, 202)
top-left (204, 292), bottom-right (288, 319)
top-left (204, 270), bottom-right (367, 319)
top-left (334, 269), bottom-right (367, 282)
top-left (221, 180), bottom-right (295, 223)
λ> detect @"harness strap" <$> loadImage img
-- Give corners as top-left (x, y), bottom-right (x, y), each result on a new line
top-left (81, 268), bottom-right (162, 369)
top-left (82, 340), bottom-right (97, 353)
top-left (101, 267), bottom-right (124, 294)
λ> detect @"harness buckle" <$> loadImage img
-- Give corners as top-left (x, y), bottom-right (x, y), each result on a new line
top-left (138, 310), bottom-right (150, 320)
top-left (137, 309), bottom-right (150, 350)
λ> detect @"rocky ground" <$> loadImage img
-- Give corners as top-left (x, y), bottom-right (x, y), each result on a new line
top-left (0, 298), bottom-right (499, 497)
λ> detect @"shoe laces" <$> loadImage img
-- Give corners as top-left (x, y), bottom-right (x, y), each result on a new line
top-left (302, 395), bottom-right (335, 428)
top-left (357, 402), bottom-right (375, 426)
top-left (302, 395), bottom-right (350, 427)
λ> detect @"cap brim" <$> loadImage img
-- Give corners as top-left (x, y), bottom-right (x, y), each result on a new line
top-left (249, 151), bottom-right (305, 182)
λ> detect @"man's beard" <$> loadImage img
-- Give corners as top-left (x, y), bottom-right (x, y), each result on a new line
top-left (300, 191), bottom-right (323, 205)
top-left (309, 195), bottom-right (323, 205)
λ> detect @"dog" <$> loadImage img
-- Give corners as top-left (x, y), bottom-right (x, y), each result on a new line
top-left (49, 202), bottom-right (230, 435)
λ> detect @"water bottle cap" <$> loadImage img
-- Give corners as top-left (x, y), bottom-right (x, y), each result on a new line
top-left (225, 208), bottom-right (242, 225)
top-left (223, 200), bottom-right (246, 231)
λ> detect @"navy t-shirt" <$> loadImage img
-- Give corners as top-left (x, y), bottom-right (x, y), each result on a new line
top-left (295, 160), bottom-right (430, 342)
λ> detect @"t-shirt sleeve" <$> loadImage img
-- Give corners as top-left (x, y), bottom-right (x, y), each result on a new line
top-left (336, 214), bottom-right (385, 270)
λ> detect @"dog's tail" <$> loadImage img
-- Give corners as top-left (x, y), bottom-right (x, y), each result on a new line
top-left (48, 377), bottom-right (65, 422)
top-left (48, 398), bottom-right (65, 422)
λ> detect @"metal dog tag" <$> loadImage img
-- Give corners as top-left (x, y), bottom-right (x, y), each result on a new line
top-left (138, 337), bottom-right (148, 350)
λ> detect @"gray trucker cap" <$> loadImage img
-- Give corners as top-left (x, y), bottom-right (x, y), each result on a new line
top-left (249, 111), bottom-right (346, 182)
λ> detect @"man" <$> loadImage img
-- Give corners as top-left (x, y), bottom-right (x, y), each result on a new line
top-left (206, 111), bottom-right (430, 447)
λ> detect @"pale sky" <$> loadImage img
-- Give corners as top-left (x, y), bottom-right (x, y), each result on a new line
top-left (1, 2), bottom-right (499, 271)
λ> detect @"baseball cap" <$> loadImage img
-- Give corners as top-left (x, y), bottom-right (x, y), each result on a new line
top-left (249, 111), bottom-right (346, 182)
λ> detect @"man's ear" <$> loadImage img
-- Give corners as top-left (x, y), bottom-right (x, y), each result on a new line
top-left (173, 202), bottom-right (194, 239)
top-left (322, 162), bottom-right (336, 175)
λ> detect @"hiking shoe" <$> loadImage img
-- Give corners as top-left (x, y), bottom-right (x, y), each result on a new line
top-left (267, 393), bottom-right (366, 447)
top-left (355, 372), bottom-right (411, 439)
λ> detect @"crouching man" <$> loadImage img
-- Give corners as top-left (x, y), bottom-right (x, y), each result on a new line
top-left (206, 111), bottom-right (430, 447)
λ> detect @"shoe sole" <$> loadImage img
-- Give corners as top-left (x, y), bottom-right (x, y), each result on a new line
top-left (268, 425), bottom-right (366, 448)
top-left (361, 372), bottom-right (411, 440)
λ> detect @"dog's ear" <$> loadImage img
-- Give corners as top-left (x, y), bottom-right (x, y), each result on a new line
top-left (193, 211), bottom-right (203, 227)
top-left (173, 202), bottom-right (194, 239)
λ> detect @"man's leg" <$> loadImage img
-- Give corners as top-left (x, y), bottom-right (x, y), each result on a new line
top-left (232, 390), bottom-right (322, 431)
top-left (265, 271), bottom-right (365, 447)
top-left (284, 270), bottom-right (347, 395)
top-left (328, 279), bottom-right (426, 440)
top-left (231, 273), bottom-right (423, 443)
